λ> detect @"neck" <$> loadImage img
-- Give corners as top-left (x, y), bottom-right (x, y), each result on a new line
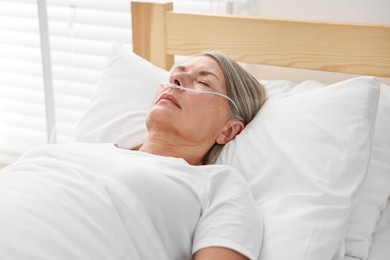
top-left (138, 134), bottom-right (208, 165)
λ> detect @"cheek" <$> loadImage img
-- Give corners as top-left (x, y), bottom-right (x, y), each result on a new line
top-left (186, 94), bottom-right (230, 121)
top-left (187, 94), bottom-right (213, 111)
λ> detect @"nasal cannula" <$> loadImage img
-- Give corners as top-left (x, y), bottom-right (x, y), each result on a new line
top-left (160, 82), bottom-right (239, 112)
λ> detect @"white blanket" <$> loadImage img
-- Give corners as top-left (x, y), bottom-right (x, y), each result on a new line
top-left (0, 144), bottom-right (169, 260)
top-left (0, 142), bottom-right (262, 260)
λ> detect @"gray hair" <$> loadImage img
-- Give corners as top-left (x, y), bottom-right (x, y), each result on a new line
top-left (200, 51), bottom-right (267, 165)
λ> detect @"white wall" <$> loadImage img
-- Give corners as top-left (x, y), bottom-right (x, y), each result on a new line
top-left (245, 0), bottom-right (390, 84)
top-left (248, 0), bottom-right (390, 25)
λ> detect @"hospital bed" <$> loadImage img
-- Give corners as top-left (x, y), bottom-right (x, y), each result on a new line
top-left (127, 1), bottom-right (390, 259)
top-left (1, 1), bottom-right (389, 260)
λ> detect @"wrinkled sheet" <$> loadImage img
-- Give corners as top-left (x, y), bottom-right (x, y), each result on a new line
top-left (0, 146), bottom-right (169, 260)
top-left (366, 197), bottom-right (390, 260)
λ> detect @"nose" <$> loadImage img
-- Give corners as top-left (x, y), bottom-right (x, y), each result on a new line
top-left (170, 72), bottom-right (192, 89)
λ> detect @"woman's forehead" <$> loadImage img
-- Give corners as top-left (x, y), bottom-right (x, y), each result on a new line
top-left (173, 56), bottom-right (224, 82)
top-left (177, 55), bottom-right (220, 71)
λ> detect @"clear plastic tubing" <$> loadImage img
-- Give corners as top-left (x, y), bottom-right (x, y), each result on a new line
top-left (160, 82), bottom-right (239, 112)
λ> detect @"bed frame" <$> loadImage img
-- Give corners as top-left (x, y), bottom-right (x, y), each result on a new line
top-left (131, 1), bottom-right (390, 78)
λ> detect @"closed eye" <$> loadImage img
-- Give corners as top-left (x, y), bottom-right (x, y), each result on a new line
top-left (199, 81), bottom-right (211, 88)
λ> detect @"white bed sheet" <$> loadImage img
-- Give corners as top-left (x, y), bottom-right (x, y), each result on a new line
top-left (367, 197), bottom-right (390, 260)
top-left (0, 143), bottom-right (169, 260)
top-left (0, 142), bottom-right (262, 260)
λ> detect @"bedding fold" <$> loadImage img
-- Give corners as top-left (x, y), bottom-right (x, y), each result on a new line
top-left (0, 145), bottom-right (169, 260)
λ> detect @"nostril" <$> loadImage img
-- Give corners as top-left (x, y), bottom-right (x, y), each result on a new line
top-left (174, 79), bottom-right (180, 86)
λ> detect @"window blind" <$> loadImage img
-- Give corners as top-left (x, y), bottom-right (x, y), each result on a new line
top-left (0, 0), bottom-right (247, 169)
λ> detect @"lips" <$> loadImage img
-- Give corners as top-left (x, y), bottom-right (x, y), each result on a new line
top-left (158, 93), bottom-right (181, 108)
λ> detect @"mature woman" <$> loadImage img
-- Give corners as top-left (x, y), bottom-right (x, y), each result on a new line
top-left (0, 52), bottom-right (266, 260)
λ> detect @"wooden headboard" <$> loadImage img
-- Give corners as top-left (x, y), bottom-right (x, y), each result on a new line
top-left (131, 1), bottom-right (390, 78)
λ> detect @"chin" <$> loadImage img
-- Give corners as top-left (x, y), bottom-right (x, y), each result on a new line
top-left (146, 108), bottom-right (177, 130)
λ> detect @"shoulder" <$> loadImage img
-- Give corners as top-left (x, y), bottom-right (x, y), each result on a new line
top-left (203, 164), bottom-right (251, 194)
top-left (193, 164), bottom-right (263, 260)
top-left (200, 163), bottom-right (244, 180)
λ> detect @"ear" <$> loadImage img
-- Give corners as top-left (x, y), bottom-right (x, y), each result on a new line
top-left (216, 120), bottom-right (245, 145)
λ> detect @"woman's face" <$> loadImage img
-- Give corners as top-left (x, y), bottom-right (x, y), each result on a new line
top-left (146, 55), bottom-right (232, 147)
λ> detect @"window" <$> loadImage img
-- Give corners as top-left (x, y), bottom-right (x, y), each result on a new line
top-left (0, 0), bottom-right (246, 168)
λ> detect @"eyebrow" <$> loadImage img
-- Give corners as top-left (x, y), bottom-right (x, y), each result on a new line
top-left (173, 65), bottom-right (221, 82)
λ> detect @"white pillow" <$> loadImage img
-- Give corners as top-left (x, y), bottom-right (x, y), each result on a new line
top-left (365, 197), bottom-right (390, 260)
top-left (74, 41), bottom-right (169, 148)
top-left (344, 83), bottom-right (390, 260)
top-left (262, 81), bottom-right (390, 260)
top-left (74, 42), bottom-right (381, 260)
top-left (217, 77), bottom-right (379, 260)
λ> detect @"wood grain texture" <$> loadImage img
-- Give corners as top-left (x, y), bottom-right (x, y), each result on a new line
top-left (131, 1), bottom-right (174, 69)
top-left (132, 2), bottom-right (390, 77)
